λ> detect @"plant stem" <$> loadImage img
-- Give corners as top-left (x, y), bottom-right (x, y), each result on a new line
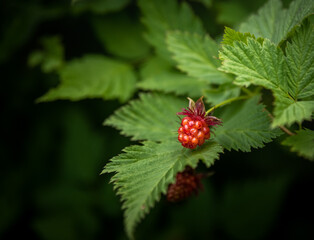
top-left (241, 87), bottom-right (254, 96)
top-left (205, 96), bottom-right (249, 115)
top-left (265, 111), bottom-right (295, 136)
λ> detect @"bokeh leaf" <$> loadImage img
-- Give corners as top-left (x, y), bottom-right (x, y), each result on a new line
top-left (37, 55), bottom-right (136, 103)
top-left (92, 13), bottom-right (150, 60)
top-left (72, 0), bottom-right (130, 14)
top-left (138, 0), bottom-right (204, 62)
top-left (28, 36), bottom-right (64, 73)
top-left (239, 0), bottom-right (314, 45)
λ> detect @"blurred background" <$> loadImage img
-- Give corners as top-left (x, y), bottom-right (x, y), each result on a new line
top-left (1, 0), bottom-right (313, 239)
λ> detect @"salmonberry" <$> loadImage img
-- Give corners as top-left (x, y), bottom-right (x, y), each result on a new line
top-left (177, 97), bottom-right (221, 149)
top-left (167, 167), bottom-right (203, 203)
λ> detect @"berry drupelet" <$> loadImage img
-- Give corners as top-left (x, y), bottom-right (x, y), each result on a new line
top-left (177, 97), bottom-right (221, 149)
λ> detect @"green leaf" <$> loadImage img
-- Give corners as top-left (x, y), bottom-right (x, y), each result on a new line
top-left (221, 27), bottom-right (259, 46)
top-left (103, 140), bottom-right (223, 239)
top-left (138, 72), bottom-right (207, 98)
top-left (139, 56), bottom-right (173, 79)
top-left (138, 0), bottom-right (204, 62)
top-left (104, 93), bottom-right (186, 141)
top-left (167, 31), bottom-right (232, 84)
top-left (92, 13), bottom-right (150, 60)
top-left (239, 0), bottom-right (314, 45)
top-left (272, 97), bottom-right (314, 127)
top-left (190, 0), bottom-right (212, 8)
top-left (203, 83), bottom-right (241, 105)
top-left (37, 55), bottom-right (136, 103)
top-left (72, 0), bottom-right (130, 14)
top-left (220, 37), bottom-right (289, 93)
top-left (285, 21), bottom-right (314, 100)
top-left (28, 36), bottom-right (64, 73)
top-left (214, 96), bottom-right (281, 152)
top-left (219, 25), bottom-right (314, 127)
top-left (282, 128), bottom-right (314, 160)
top-left (216, 2), bottom-right (249, 26)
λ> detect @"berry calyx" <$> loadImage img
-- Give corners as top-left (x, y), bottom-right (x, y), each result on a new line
top-left (177, 97), bottom-right (221, 149)
top-left (167, 167), bottom-right (203, 203)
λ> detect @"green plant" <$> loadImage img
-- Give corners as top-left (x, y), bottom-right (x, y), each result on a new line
top-left (29, 0), bottom-right (314, 239)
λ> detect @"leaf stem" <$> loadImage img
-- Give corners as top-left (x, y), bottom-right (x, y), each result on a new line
top-left (241, 87), bottom-right (254, 96)
top-left (265, 111), bottom-right (295, 136)
top-left (205, 95), bottom-right (249, 115)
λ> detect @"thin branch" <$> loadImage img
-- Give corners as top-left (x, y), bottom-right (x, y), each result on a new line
top-left (266, 111), bottom-right (295, 136)
top-left (205, 96), bottom-right (249, 115)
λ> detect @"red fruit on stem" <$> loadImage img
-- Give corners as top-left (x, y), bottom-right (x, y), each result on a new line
top-left (177, 97), bottom-right (221, 149)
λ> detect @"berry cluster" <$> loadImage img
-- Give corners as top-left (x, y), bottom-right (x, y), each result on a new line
top-left (178, 117), bottom-right (210, 149)
top-left (177, 97), bottom-right (221, 149)
top-left (167, 167), bottom-right (202, 203)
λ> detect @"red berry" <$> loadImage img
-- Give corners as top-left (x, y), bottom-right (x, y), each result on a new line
top-left (167, 167), bottom-right (203, 202)
top-left (178, 117), bottom-right (212, 149)
top-left (176, 97), bottom-right (222, 149)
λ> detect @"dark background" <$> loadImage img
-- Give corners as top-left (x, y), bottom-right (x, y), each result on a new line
top-left (1, 0), bottom-right (313, 239)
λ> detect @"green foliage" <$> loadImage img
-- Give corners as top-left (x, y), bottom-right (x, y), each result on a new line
top-left (219, 22), bottom-right (314, 127)
top-left (0, 2), bottom-right (64, 63)
top-left (203, 83), bottom-right (241, 105)
top-left (72, 0), bottom-right (130, 14)
top-left (216, 2), bottom-right (249, 26)
top-left (28, 36), bottom-right (64, 73)
top-left (282, 129), bottom-right (314, 160)
top-left (239, 0), bottom-right (314, 45)
top-left (37, 55), bottom-right (136, 103)
top-left (221, 27), bottom-right (259, 46)
top-left (220, 36), bottom-right (287, 91)
top-left (104, 93), bottom-right (186, 141)
top-left (138, 72), bottom-right (206, 98)
top-left (139, 56), bottom-right (173, 79)
top-left (285, 21), bottom-right (314, 100)
top-left (138, 0), bottom-right (204, 62)
top-left (24, 0), bottom-right (314, 239)
top-left (103, 140), bottom-right (223, 239)
top-left (92, 13), bottom-right (150, 60)
top-left (167, 31), bottom-right (232, 84)
top-left (190, 0), bottom-right (212, 8)
top-left (214, 96), bottom-right (282, 151)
